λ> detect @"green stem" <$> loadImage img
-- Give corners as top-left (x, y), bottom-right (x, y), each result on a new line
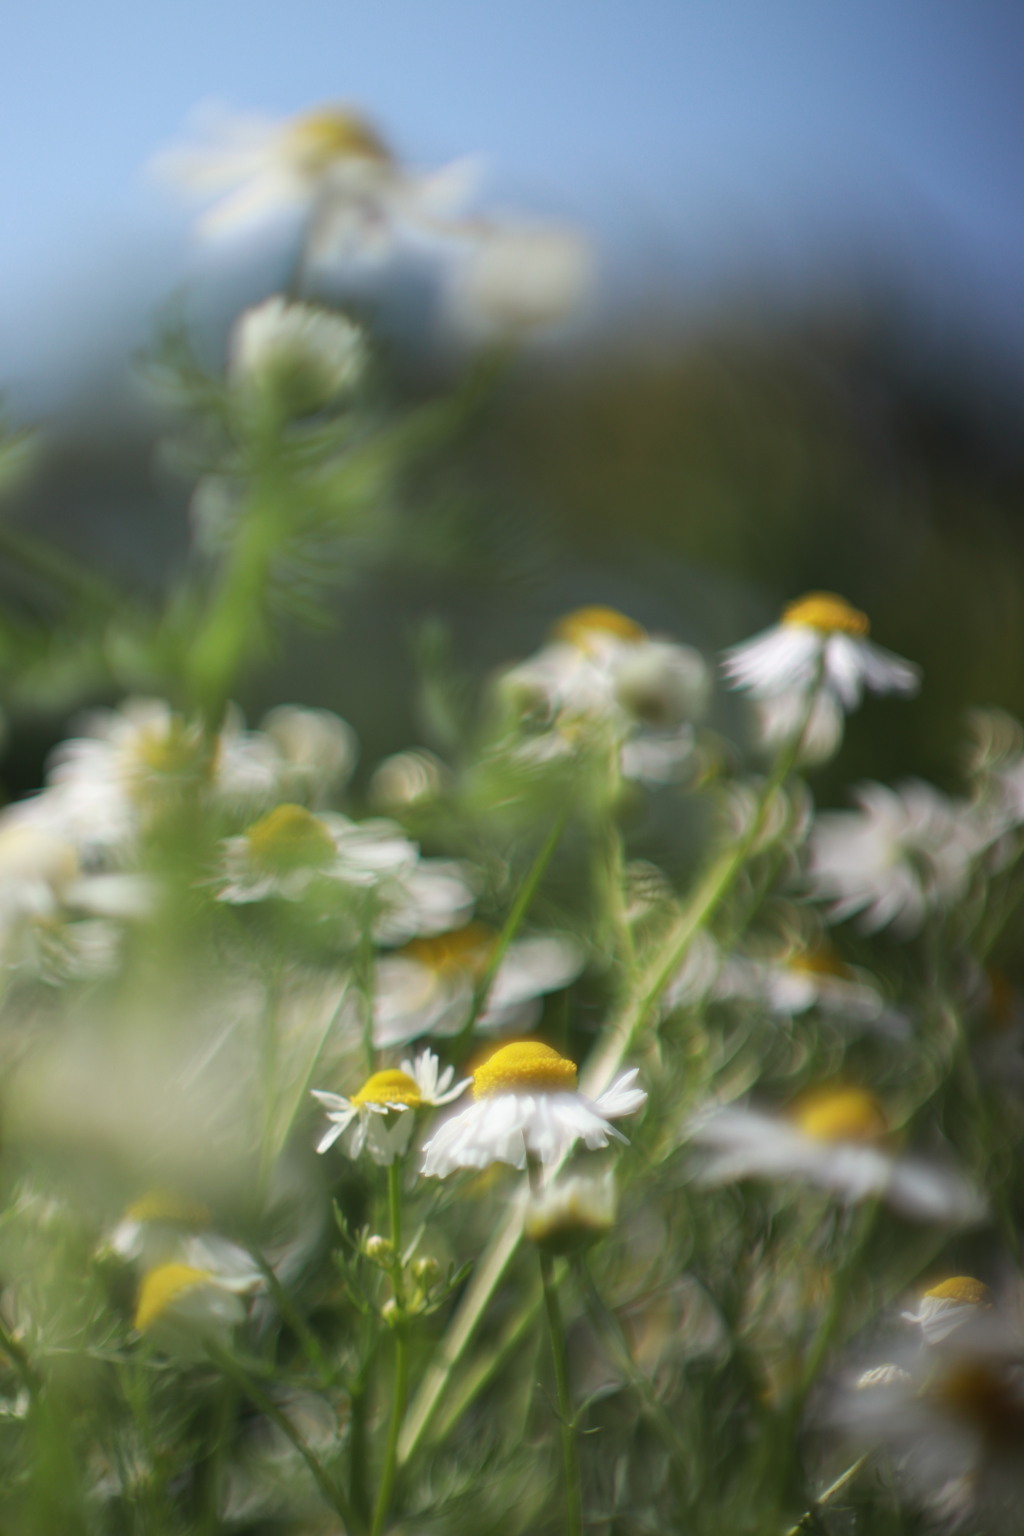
top-left (784, 1454), bottom-right (869, 1535)
top-left (539, 1251), bottom-right (583, 1536)
top-left (370, 1161), bottom-right (409, 1536)
top-left (205, 1340), bottom-right (355, 1529)
top-left (454, 805), bottom-right (570, 1054)
top-left (0, 1316), bottom-right (39, 1399)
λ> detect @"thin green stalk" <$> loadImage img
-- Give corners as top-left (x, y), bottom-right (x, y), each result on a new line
top-left (454, 805), bottom-right (570, 1053)
top-left (370, 1161), bottom-right (409, 1536)
top-left (399, 688), bottom-right (819, 1467)
top-left (0, 1316), bottom-right (39, 1399)
top-left (784, 1454), bottom-right (869, 1535)
top-left (539, 1251), bottom-right (583, 1536)
top-left (205, 1339), bottom-right (356, 1529)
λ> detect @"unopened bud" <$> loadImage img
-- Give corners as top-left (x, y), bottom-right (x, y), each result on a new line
top-left (364, 1235), bottom-right (394, 1265)
top-left (411, 1256), bottom-right (440, 1287)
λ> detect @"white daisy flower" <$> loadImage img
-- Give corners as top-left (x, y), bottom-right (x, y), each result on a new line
top-left (105, 1190), bottom-right (260, 1289)
top-left (723, 592), bottom-right (919, 709)
top-left (155, 100), bottom-right (474, 262)
top-left (808, 780), bottom-right (990, 935)
top-left (496, 606), bottom-right (708, 786)
top-left (229, 297), bottom-right (366, 418)
top-left (217, 803), bottom-right (414, 903)
top-left (260, 704), bottom-right (358, 807)
top-left (372, 924), bottom-right (584, 1047)
top-left (447, 221), bottom-right (591, 336)
top-left (901, 1276), bottom-right (995, 1346)
top-left (837, 1341), bottom-right (1024, 1531)
top-left (312, 1048), bottom-right (468, 1166)
top-left (39, 698), bottom-right (280, 858)
top-left (713, 942), bottom-right (908, 1034)
top-left (687, 1085), bottom-right (983, 1222)
top-left (134, 1261), bottom-right (259, 1353)
top-left (421, 1039), bottom-right (646, 1176)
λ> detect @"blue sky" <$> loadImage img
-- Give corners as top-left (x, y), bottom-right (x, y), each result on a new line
top-left (3, 1), bottom-right (1024, 403)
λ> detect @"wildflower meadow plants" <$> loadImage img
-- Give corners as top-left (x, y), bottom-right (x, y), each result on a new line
top-left (1, 102), bottom-right (1024, 1536)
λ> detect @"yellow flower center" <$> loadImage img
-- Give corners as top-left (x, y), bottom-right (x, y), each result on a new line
top-left (781, 592), bottom-right (870, 636)
top-left (134, 1263), bottom-right (213, 1331)
top-left (286, 107), bottom-right (392, 173)
top-left (133, 720), bottom-right (207, 779)
top-left (791, 1086), bottom-right (887, 1143)
top-left (402, 923), bottom-right (495, 977)
top-left (785, 943), bottom-right (851, 980)
top-left (124, 1190), bottom-right (211, 1227)
top-left (350, 1069), bottom-right (422, 1109)
top-left (551, 606), bottom-right (647, 651)
top-left (245, 804), bottom-right (336, 873)
top-left (473, 1041), bottom-right (578, 1099)
top-left (924, 1276), bottom-right (993, 1307)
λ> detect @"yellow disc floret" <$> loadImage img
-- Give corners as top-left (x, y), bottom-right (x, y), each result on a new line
top-left (551, 606), bottom-right (647, 650)
top-left (125, 1190), bottom-right (210, 1228)
top-left (791, 1086), bottom-right (887, 1143)
top-left (473, 1041), bottom-right (578, 1099)
top-left (781, 592), bottom-right (870, 636)
top-left (924, 1276), bottom-right (993, 1307)
top-left (350, 1069), bottom-right (422, 1110)
top-left (135, 1263), bottom-right (212, 1331)
top-left (403, 924), bottom-right (495, 977)
top-left (785, 942), bottom-right (851, 980)
top-left (246, 804), bottom-right (336, 873)
top-left (286, 107), bottom-right (392, 172)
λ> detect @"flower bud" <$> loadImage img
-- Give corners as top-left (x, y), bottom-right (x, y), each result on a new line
top-left (229, 297), bottom-right (366, 419)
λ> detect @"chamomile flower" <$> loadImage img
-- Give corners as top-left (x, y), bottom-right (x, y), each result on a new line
top-left (723, 592), bottom-right (919, 708)
top-left (421, 1040), bottom-right (646, 1176)
top-left (156, 101), bottom-right (473, 262)
top-left (106, 1190), bottom-right (260, 1284)
top-left (901, 1276), bottom-right (996, 1346)
top-left (372, 923), bottom-right (584, 1047)
top-left (447, 221), bottom-right (592, 336)
top-left (134, 1261), bottom-right (259, 1353)
top-left (312, 1048), bottom-right (467, 1166)
top-left (808, 781), bottom-right (990, 934)
top-left (713, 941), bottom-right (908, 1034)
top-left (687, 1085), bottom-right (983, 1222)
top-left (38, 698), bottom-right (279, 857)
top-left (495, 606), bottom-right (708, 785)
top-left (260, 704), bottom-right (358, 807)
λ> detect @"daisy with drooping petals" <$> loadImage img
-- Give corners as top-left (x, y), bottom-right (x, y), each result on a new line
top-left (687, 1085), bottom-right (983, 1222)
top-left (421, 1040), bottom-right (646, 1176)
top-left (901, 1276), bottom-right (996, 1346)
top-left (723, 592), bottom-right (919, 761)
top-left (312, 1048), bottom-right (468, 1166)
top-left (229, 297), bottom-right (367, 418)
top-left (134, 1261), bottom-right (259, 1354)
top-left (713, 940), bottom-right (908, 1035)
top-left (808, 780), bottom-right (990, 935)
top-left (156, 101), bottom-right (474, 262)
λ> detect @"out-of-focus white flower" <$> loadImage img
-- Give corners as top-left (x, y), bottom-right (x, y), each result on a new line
top-left (229, 297), bottom-right (366, 417)
top-left (156, 101), bottom-right (474, 263)
top-left (372, 924), bottom-right (584, 1047)
top-left (713, 942), bottom-right (908, 1034)
top-left (723, 592), bottom-right (919, 708)
top-left (687, 1086), bottom-right (983, 1222)
top-left (38, 698), bottom-right (279, 857)
top-left (369, 749), bottom-right (450, 814)
top-left (134, 1261), bottom-right (259, 1352)
top-left (524, 1169), bottom-right (617, 1254)
top-left (808, 781), bottom-right (990, 935)
top-left (312, 1049), bottom-right (467, 1165)
top-left (902, 1276), bottom-right (996, 1346)
top-left (724, 593), bottom-right (918, 763)
top-left (496, 606), bottom-right (708, 785)
top-left (218, 803), bottom-right (411, 903)
top-left (260, 704), bottom-right (358, 807)
top-left (448, 222), bottom-right (591, 335)
top-left (838, 1341), bottom-right (1024, 1532)
top-left (421, 1040), bottom-right (646, 1175)
top-left (105, 1190), bottom-right (260, 1288)
top-left (370, 857), bottom-right (477, 946)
